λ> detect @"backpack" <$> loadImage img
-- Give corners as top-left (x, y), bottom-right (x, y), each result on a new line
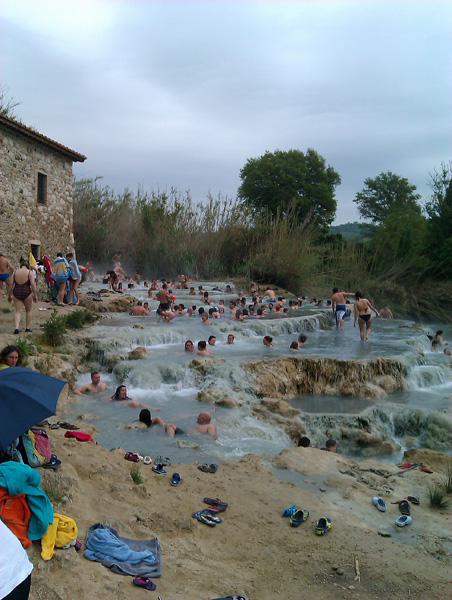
top-left (20, 429), bottom-right (52, 467)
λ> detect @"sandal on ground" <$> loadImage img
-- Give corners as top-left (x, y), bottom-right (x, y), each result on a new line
top-left (315, 517), bottom-right (332, 536)
top-left (193, 511), bottom-right (216, 526)
top-left (42, 454), bottom-right (62, 469)
top-left (204, 497), bottom-right (228, 508)
top-left (124, 452), bottom-right (140, 463)
top-left (153, 455), bottom-right (171, 466)
top-left (372, 496), bottom-right (387, 512)
top-left (152, 463), bottom-right (167, 475)
top-left (143, 456), bottom-right (152, 465)
top-left (171, 472), bottom-right (182, 486)
top-left (395, 515), bottom-right (412, 527)
top-left (406, 496), bottom-right (420, 505)
top-left (290, 509), bottom-right (309, 527)
top-left (282, 504), bottom-right (297, 517)
top-left (199, 509), bottom-right (222, 523)
top-left (58, 421), bottom-right (80, 430)
top-left (399, 500), bottom-right (410, 515)
top-left (133, 576), bottom-right (156, 591)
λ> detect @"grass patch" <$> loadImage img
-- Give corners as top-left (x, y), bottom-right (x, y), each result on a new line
top-left (442, 462), bottom-right (452, 494)
top-left (64, 309), bottom-right (98, 329)
top-left (428, 483), bottom-right (451, 509)
top-left (1, 307), bottom-right (12, 313)
top-left (130, 467), bottom-right (143, 485)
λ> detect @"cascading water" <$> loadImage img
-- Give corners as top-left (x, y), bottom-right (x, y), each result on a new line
top-left (64, 282), bottom-right (452, 463)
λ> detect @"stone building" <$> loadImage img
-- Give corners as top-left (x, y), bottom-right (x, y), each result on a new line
top-left (0, 113), bottom-right (86, 267)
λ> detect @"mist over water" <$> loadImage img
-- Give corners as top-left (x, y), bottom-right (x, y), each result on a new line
top-left (64, 282), bottom-right (452, 464)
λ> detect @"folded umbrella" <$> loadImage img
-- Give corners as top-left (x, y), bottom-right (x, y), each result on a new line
top-left (0, 366), bottom-right (67, 451)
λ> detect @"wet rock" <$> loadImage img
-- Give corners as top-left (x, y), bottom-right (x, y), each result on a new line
top-left (357, 431), bottom-right (396, 454)
top-left (128, 346), bottom-right (147, 360)
top-left (133, 324), bottom-right (144, 329)
top-left (197, 386), bottom-right (242, 407)
top-left (261, 398), bottom-right (301, 418)
top-left (79, 293), bottom-right (135, 313)
top-left (243, 356), bottom-right (407, 399)
top-left (189, 357), bottom-right (224, 375)
top-left (403, 448), bottom-right (452, 472)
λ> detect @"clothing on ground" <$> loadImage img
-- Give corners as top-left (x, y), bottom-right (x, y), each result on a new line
top-left (85, 523), bottom-right (161, 578)
top-left (41, 513), bottom-right (78, 560)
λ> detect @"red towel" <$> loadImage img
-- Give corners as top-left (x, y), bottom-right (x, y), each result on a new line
top-left (64, 431), bottom-right (95, 443)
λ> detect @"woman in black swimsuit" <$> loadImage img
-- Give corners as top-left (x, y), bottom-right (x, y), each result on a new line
top-left (353, 291), bottom-right (379, 341)
top-left (7, 261), bottom-right (38, 334)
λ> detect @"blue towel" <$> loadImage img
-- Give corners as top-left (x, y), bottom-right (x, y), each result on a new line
top-left (85, 528), bottom-right (155, 563)
top-left (85, 523), bottom-right (161, 578)
top-left (0, 461), bottom-right (53, 540)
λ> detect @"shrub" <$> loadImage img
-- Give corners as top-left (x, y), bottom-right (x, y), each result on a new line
top-left (428, 483), bottom-right (450, 509)
top-left (64, 309), bottom-right (97, 329)
top-left (442, 462), bottom-right (452, 494)
top-left (42, 310), bottom-right (67, 346)
top-left (15, 337), bottom-right (35, 359)
top-left (130, 468), bottom-right (143, 485)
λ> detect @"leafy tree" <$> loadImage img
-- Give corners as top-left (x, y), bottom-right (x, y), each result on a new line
top-left (238, 148), bottom-right (341, 231)
top-left (425, 162), bottom-right (452, 277)
top-left (354, 172), bottom-right (421, 226)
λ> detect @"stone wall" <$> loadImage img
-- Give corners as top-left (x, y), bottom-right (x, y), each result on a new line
top-left (0, 126), bottom-right (75, 268)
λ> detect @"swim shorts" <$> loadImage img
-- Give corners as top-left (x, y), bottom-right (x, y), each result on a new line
top-left (0, 273), bottom-right (10, 281)
top-left (159, 302), bottom-right (170, 310)
top-left (335, 304), bottom-right (346, 321)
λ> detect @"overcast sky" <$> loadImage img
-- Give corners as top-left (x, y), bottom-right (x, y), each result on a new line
top-left (1, 0), bottom-right (451, 224)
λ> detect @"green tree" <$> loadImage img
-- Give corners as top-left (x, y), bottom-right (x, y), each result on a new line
top-left (354, 172), bottom-right (421, 226)
top-left (238, 148), bottom-right (341, 231)
top-left (425, 163), bottom-right (452, 277)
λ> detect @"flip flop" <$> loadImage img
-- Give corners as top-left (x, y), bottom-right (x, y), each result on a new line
top-left (406, 496), bottom-right (420, 505)
top-left (209, 463), bottom-right (218, 473)
top-left (153, 455), bottom-right (171, 466)
top-left (124, 452), bottom-right (140, 463)
top-left (207, 505), bottom-right (227, 513)
top-left (282, 505), bottom-right (297, 517)
top-left (58, 421), bottom-right (80, 430)
top-left (419, 466), bottom-right (433, 473)
top-left (171, 472), bottom-right (182, 486)
top-left (193, 511), bottom-right (216, 526)
top-left (290, 509), bottom-right (309, 527)
top-left (152, 463), bottom-right (167, 475)
top-left (143, 456), bottom-right (152, 465)
top-left (372, 496), bottom-right (387, 512)
top-left (199, 509), bottom-right (222, 523)
top-left (395, 515), bottom-right (412, 527)
top-left (315, 517), bottom-right (332, 536)
top-left (203, 497), bottom-right (228, 508)
top-left (198, 464), bottom-right (211, 473)
top-left (133, 576), bottom-right (157, 591)
top-left (399, 500), bottom-right (410, 515)
top-left (42, 454), bottom-right (62, 469)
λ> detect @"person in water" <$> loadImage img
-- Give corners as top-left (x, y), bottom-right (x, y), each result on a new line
top-left (263, 335), bottom-right (273, 347)
top-left (353, 291), bottom-right (379, 341)
top-left (191, 411), bottom-right (217, 440)
top-left (110, 385), bottom-right (149, 408)
top-left (74, 372), bottom-right (108, 394)
top-left (379, 305), bottom-right (393, 319)
top-left (298, 436), bottom-right (311, 448)
top-left (289, 341), bottom-right (299, 352)
top-left (197, 340), bottom-right (213, 355)
top-left (185, 340), bottom-right (195, 353)
top-left (225, 334), bottom-right (235, 344)
top-left (331, 287), bottom-right (355, 329)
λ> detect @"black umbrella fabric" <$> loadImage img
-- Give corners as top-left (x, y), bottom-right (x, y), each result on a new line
top-left (0, 366), bottom-right (67, 450)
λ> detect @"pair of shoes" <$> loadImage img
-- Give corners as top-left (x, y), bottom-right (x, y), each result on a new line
top-left (290, 509), bottom-right (309, 527)
top-left (372, 496), bottom-right (387, 511)
top-left (153, 455), bottom-right (171, 466)
top-left (124, 452), bottom-right (140, 463)
top-left (57, 421), bottom-right (80, 430)
top-left (171, 472), bottom-right (182, 486)
top-left (396, 515), bottom-right (413, 527)
top-left (282, 504), bottom-right (297, 517)
top-left (198, 463), bottom-right (218, 473)
top-left (192, 510), bottom-right (221, 526)
top-left (14, 329), bottom-right (19, 334)
top-left (152, 463), bottom-right (167, 475)
top-left (42, 454), bottom-right (62, 469)
top-left (315, 517), bottom-right (332, 535)
top-left (133, 576), bottom-right (156, 591)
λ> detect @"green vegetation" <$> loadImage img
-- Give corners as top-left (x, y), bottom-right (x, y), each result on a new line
top-left (130, 467), bottom-right (143, 485)
top-left (1, 307), bottom-right (12, 314)
top-left (15, 337), bottom-right (35, 359)
top-left (73, 154), bottom-right (452, 321)
top-left (442, 462), bottom-right (452, 495)
top-left (428, 483), bottom-right (450, 510)
top-left (42, 308), bottom-right (98, 346)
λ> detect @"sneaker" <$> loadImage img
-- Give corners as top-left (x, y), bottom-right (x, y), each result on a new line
top-left (14, 329), bottom-right (19, 334)
top-left (25, 328), bottom-right (33, 333)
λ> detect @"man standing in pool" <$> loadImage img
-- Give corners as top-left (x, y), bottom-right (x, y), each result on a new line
top-left (331, 287), bottom-right (355, 329)
top-left (353, 291), bottom-right (379, 341)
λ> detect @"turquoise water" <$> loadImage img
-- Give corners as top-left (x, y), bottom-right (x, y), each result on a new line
top-left (64, 282), bottom-right (452, 464)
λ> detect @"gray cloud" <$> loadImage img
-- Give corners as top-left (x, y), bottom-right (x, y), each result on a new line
top-left (1, 1), bottom-right (450, 223)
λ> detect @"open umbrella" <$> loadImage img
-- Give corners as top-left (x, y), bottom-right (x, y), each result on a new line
top-left (0, 366), bottom-right (67, 451)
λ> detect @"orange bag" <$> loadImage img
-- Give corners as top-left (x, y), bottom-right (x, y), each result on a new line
top-left (0, 487), bottom-right (32, 547)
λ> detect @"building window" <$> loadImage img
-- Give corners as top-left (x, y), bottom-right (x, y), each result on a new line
top-left (30, 244), bottom-right (41, 262)
top-left (37, 172), bottom-right (47, 204)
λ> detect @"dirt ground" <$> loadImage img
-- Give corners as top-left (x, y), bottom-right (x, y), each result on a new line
top-left (1, 294), bottom-right (451, 600)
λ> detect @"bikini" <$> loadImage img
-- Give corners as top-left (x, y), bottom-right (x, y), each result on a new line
top-left (12, 270), bottom-right (33, 301)
top-left (359, 313), bottom-right (371, 322)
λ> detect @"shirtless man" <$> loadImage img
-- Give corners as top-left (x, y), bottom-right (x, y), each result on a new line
top-left (133, 271), bottom-right (141, 285)
top-left (74, 372), bottom-right (108, 394)
top-left (197, 340), bottom-right (213, 355)
top-left (129, 301), bottom-right (149, 316)
top-left (379, 305), bottom-right (393, 319)
top-left (0, 253), bottom-right (14, 299)
top-left (192, 411), bottom-right (217, 440)
top-left (263, 287), bottom-right (276, 301)
top-left (331, 287), bottom-right (355, 329)
top-left (156, 284), bottom-right (172, 314)
top-left (353, 291), bottom-right (379, 341)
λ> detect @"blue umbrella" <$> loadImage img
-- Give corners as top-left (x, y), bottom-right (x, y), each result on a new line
top-left (0, 366), bottom-right (67, 451)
